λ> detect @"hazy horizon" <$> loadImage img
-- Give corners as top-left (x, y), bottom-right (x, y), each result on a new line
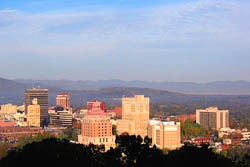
top-left (0, 0), bottom-right (250, 82)
top-left (1, 77), bottom-right (249, 84)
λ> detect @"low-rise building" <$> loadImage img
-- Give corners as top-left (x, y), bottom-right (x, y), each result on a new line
top-left (241, 131), bottom-right (250, 141)
top-left (0, 120), bottom-right (16, 127)
top-left (107, 107), bottom-right (122, 118)
top-left (218, 128), bottom-right (236, 138)
top-left (0, 104), bottom-right (18, 114)
top-left (0, 126), bottom-right (43, 143)
top-left (49, 110), bottom-right (72, 127)
top-left (223, 138), bottom-right (232, 145)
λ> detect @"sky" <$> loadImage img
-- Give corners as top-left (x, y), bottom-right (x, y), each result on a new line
top-left (0, 0), bottom-right (250, 82)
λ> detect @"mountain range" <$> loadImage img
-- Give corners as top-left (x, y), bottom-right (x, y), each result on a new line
top-left (1, 78), bottom-right (250, 112)
top-left (14, 78), bottom-right (250, 95)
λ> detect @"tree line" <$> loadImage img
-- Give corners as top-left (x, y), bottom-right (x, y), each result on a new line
top-left (0, 135), bottom-right (248, 167)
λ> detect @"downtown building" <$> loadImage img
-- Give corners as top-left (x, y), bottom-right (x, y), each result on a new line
top-left (49, 106), bottom-right (73, 127)
top-left (25, 88), bottom-right (48, 126)
top-left (116, 95), bottom-right (150, 138)
top-left (56, 93), bottom-right (70, 109)
top-left (148, 120), bottom-right (181, 150)
top-left (0, 126), bottom-right (42, 143)
top-left (78, 100), bottom-right (115, 150)
top-left (196, 107), bottom-right (229, 130)
top-left (27, 98), bottom-right (40, 127)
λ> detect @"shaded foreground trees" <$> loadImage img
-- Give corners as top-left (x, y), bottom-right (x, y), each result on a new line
top-left (0, 135), bottom-right (242, 167)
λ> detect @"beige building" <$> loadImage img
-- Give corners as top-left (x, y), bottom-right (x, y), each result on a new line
top-left (196, 107), bottom-right (229, 130)
top-left (218, 128), bottom-right (235, 138)
top-left (25, 88), bottom-right (48, 126)
top-left (27, 98), bottom-right (40, 127)
top-left (78, 100), bottom-right (116, 150)
top-left (0, 104), bottom-right (22, 114)
top-left (241, 131), bottom-right (250, 141)
top-left (148, 120), bottom-right (181, 150)
top-left (0, 104), bottom-right (25, 120)
top-left (116, 95), bottom-right (149, 138)
top-left (14, 112), bottom-right (27, 126)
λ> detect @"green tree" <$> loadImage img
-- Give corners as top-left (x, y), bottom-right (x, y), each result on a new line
top-left (166, 145), bottom-right (233, 167)
top-left (0, 138), bottom-right (93, 166)
top-left (62, 127), bottom-right (78, 141)
top-left (181, 119), bottom-right (208, 140)
top-left (0, 134), bottom-right (237, 167)
top-left (17, 132), bottom-right (53, 149)
top-left (0, 143), bottom-right (14, 159)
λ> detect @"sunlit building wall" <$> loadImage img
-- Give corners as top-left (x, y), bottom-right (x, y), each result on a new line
top-left (116, 95), bottom-right (149, 138)
top-left (196, 107), bottom-right (229, 130)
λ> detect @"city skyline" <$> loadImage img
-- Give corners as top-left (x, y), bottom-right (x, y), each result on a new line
top-left (0, 0), bottom-right (250, 82)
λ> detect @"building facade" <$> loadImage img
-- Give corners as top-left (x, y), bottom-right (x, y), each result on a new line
top-left (0, 127), bottom-right (42, 143)
top-left (27, 98), bottom-right (40, 127)
top-left (107, 107), bottom-right (122, 118)
top-left (25, 88), bottom-right (48, 126)
top-left (49, 110), bottom-right (72, 127)
top-left (78, 100), bottom-right (115, 150)
top-left (148, 120), bottom-right (181, 150)
top-left (0, 104), bottom-right (24, 121)
top-left (116, 95), bottom-right (150, 138)
top-left (196, 107), bottom-right (229, 130)
top-left (0, 104), bottom-right (18, 114)
top-left (56, 93), bottom-right (70, 109)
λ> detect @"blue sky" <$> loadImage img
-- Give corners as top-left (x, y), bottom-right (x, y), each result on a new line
top-left (0, 0), bottom-right (250, 82)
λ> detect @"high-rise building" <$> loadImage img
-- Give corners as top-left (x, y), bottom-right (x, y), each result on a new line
top-left (27, 98), bottom-right (40, 127)
top-left (56, 93), bottom-right (70, 109)
top-left (196, 107), bottom-right (229, 130)
top-left (116, 95), bottom-right (150, 138)
top-left (78, 100), bottom-right (115, 150)
top-left (25, 88), bottom-right (48, 126)
top-left (148, 120), bottom-right (181, 150)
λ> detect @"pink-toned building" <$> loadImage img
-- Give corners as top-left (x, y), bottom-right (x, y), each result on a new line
top-left (87, 100), bottom-right (106, 111)
top-left (78, 100), bottom-right (115, 150)
top-left (56, 93), bottom-right (70, 109)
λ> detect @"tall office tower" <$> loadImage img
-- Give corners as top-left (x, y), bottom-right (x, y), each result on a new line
top-left (196, 107), bottom-right (229, 130)
top-left (27, 98), bottom-right (40, 127)
top-left (56, 93), bottom-right (70, 109)
top-left (116, 95), bottom-right (150, 138)
top-left (148, 120), bottom-right (181, 150)
top-left (25, 88), bottom-right (48, 126)
top-left (78, 100), bottom-right (115, 150)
